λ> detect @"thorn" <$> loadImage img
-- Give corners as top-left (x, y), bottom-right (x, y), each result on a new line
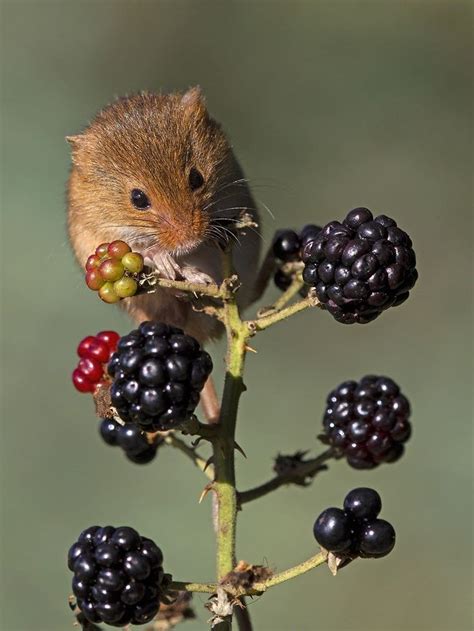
top-left (198, 483), bottom-right (214, 504)
top-left (244, 344), bottom-right (258, 354)
top-left (234, 441), bottom-right (247, 458)
top-left (203, 456), bottom-right (215, 472)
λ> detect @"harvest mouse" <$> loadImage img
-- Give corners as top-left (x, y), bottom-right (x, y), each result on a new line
top-left (67, 87), bottom-right (261, 344)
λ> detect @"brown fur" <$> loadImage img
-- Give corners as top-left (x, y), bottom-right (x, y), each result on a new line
top-left (67, 88), bottom-right (261, 342)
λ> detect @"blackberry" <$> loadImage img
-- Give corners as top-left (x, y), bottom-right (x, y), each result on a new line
top-left (301, 208), bottom-right (418, 323)
top-left (358, 519), bottom-right (396, 558)
top-left (312, 507), bottom-right (354, 553)
top-left (108, 322), bottom-right (212, 431)
top-left (272, 224), bottom-right (322, 291)
top-left (343, 488), bottom-right (381, 521)
top-left (99, 419), bottom-right (161, 465)
top-left (313, 488), bottom-right (396, 559)
top-left (320, 375), bottom-right (411, 469)
top-left (68, 525), bottom-right (164, 626)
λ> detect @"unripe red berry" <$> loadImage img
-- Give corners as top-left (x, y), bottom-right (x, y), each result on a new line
top-left (86, 269), bottom-right (105, 291)
top-left (86, 254), bottom-right (101, 271)
top-left (95, 243), bottom-right (110, 258)
top-left (85, 340), bottom-right (110, 363)
top-left (108, 240), bottom-right (132, 259)
top-left (99, 258), bottom-right (125, 282)
top-left (77, 336), bottom-right (97, 359)
top-left (78, 357), bottom-right (104, 383)
top-left (96, 331), bottom-right (120, 350)
top-left (72, 368), bottom-right (95, 393)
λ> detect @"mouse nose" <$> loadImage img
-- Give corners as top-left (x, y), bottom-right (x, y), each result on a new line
top-left (157, 207), bottom-right (208, 253)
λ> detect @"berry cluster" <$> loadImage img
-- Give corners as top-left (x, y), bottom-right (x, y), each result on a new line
top-left (313, 488), bottom-right (395, 558)
top-left (320, 375), bottom-right (411, 469)
top-left (273, 224), bottom-right (321, 291)
top-left (68, 526), bottom-right (164, 626)
top-left (108, 322), bottom-right (213, 431)
top-left (85, 241), bottom-right (144, 303)
top-left (302, 208), bottom-right (418, 323)
top-left (99, 418), bottom-right (163, 464)
top-left (72, 331), bottom-right (120, 394)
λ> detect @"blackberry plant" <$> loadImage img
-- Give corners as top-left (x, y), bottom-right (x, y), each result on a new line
top-left (68, 208), bottom-right (416, 630)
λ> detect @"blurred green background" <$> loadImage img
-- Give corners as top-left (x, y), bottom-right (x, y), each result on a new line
top-left (1, 1), bottom-right (472, 630)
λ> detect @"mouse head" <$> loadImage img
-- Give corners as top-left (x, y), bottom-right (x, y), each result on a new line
top-left (67, 88), bottom-right (236, 255)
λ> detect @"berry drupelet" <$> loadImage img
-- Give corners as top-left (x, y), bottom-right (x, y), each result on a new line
top-left (320, 375), bottom-right (412, 469)
top-left (99, 419), bottom-right (162, 464)
top-left (272, 224), bottom-right (322, 291)
top-left (313, 488), bottom-right (395, 559)
top-left (108, 322), bottom-right (213, 431)
top-left (302, 208), bottom-right (418, 324)
top-left (72, 331), bottom-right (120, 393)
top-left (68, 525), bottom-right (165, 626)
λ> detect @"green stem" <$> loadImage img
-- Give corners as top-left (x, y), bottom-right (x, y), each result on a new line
top-left (271, 276), bottom-right (304, 312)
top-left (214, 297), bottom-right (248, 581)
top-left (250, 294), bottom-right (319, 332)
top-left (252, 551), bottom-right (327, 592)
top-left (169, 580), bottom-right (217, 593)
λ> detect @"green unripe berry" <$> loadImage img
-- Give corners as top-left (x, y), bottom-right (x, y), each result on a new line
top-left (99, 258), bottom-right (125, 282)
top-left (99, 282), bottom-right (121, 303)
top-left (114, 276), bottom-right (138, 298)
top-left (122, 252), bottom-right (144, 274)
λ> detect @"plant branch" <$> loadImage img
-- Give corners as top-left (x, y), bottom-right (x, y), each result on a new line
top-left (238, 449), bottom-right (334, 505)
top-left (269, 275), bottom-right (304, 313)
top-left (251, 551), bottom-right (327, 592)
top-left (249, 293), bottom-right (319, 333)
top-left (169, 580), bottom-right (217, 594)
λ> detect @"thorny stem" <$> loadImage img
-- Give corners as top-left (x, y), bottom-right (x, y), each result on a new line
top-left (238, 449), bottom-right (334, 505)
top-left (151, 250), bottom-right (322, 629)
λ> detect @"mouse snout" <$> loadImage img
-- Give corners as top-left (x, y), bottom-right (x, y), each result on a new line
top-left (154, 205), bottom-right (209, 253)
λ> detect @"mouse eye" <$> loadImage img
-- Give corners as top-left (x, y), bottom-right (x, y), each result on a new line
top-left (131, 189), bottom-right (150, 210)
top-left (189, 167), bottom-right (204, 191)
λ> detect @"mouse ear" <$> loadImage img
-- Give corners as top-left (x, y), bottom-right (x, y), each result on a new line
top-left (181, 86), bottom-right (207, 119)
top-left (66, 134), bottom-right (83, 147)
top-left (66, 134), bottom-right (86, 166)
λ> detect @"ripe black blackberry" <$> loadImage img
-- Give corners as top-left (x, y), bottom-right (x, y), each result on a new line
top-left (108, 322), bottom-right (213, 431)
top-left (313, 488), bottom-right (395, 558)
top-left (68, 525), bottom-right (164, 626)
top-left (301, 208), bottom-right (418, 323)
top-left (320, 375), bottom-right (411, 469)
top-left (99, 419), bottom-right (162, 465)
top-left (272, 224), bottom-right (322, 291)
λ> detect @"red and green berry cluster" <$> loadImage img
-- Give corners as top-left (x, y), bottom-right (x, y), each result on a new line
top-left (72, 331), bottom-right (120, 393)
top-left (85, 241), bottom-right (144, 304)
